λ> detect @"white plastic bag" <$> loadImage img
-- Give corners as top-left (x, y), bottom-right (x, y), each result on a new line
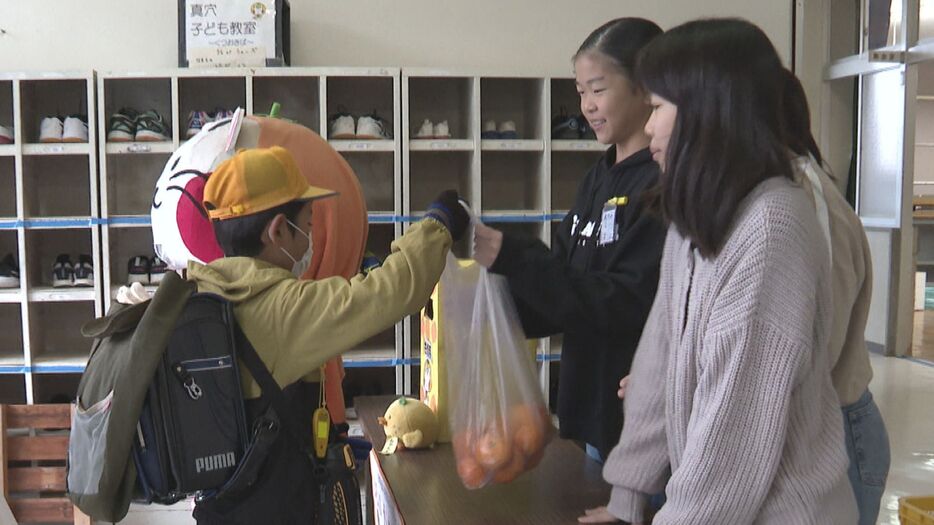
top-left (441, 252), bottom-right (554, 489)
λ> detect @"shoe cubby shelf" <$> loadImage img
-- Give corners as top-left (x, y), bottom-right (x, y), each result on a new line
top-left (0, 71), bottom-right (103, 403)
top-left (0, 68), bottom-right (604, 404)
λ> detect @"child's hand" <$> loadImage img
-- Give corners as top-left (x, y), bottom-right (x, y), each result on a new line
top-left (618, 375), bottom-right (630, 399)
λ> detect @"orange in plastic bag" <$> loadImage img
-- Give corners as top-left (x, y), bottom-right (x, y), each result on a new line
top-left (440, 253), bottom-right (555, 489)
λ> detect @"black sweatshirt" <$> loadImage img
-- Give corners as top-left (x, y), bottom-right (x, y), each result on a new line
top-left (490, 147), bottom-right (666, 457)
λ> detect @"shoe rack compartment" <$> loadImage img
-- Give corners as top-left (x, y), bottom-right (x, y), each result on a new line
top-left (104, 153), bottom-right (171, 216)
top-left (343, 367), bottom-right (397, 405)
top-left (0, 231), bottom-right (19, 301)
top-left (24, 229), bottom-right (93, 294)
top-left (177, 76), bottom-right (247, 137)
top-left (0, 305), bottom-right (24, 366)
top-left (0, 80), bottom-right (14, 151)
top-left (102, 77), bottom-right (173, 144)
top-left (408, 77), bottom-right (475, 141)
top-left (550, 78), bottom-right (579, 125)
top-left (0, 158), bottom-right (15, 218)
top-left (105, 226), bottom-right (156, 297)
top-left (480, 77), bottom-right (545, 142)
top-left (22, 156), bottom-right (91, 218)
top-left (364, 223), bottom-right (395, 261)
top-left (0, 376), bottom-right (26, 404)
top-left (252, 75), bottom-right (321, 134)
top-left (19, 79), bottom-right (89, 146)
top-left (408, 151), bottom-right (473, 212)
top-left (551, 152), bottom-right (601, 212)
top-left (481, 151), bottom-right (544, 211)
top-left (32, 373), bottom-right (82, 404)
top-left (341, 152), bottom-right (395, 213)
top-left (345, 223), bottom-right (398, 364)
top-left (326, 76), bottom-right (395, 139)
top-left (27, 302), bottom-right (95, 366)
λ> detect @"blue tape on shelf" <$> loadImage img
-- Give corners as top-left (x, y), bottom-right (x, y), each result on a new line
top-left (537, 354), bottom-right (562, 363)
top-left (22, 218), bottom-right (95, 229)
top-left (108, 216), bottom-right (152, 226)
top-left (342, 357), bottom-right (419, 368)
top-left (480, 214), bottom-right (550, 223)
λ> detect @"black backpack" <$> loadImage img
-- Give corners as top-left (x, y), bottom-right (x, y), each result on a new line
top-left (134, 293), bottom-right (364, 524)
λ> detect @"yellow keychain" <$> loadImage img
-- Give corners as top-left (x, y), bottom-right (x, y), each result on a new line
top-left (313, 368), bottom-right (330, 459)
top-left (313, 407), bottom-right (330, 459)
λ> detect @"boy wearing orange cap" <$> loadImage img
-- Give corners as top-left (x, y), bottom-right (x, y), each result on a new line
top-left (189, 146), bottom-right (467, 523)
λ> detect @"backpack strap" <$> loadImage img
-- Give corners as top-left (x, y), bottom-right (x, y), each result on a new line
top-left (228, 307), bottom-right (312, 456)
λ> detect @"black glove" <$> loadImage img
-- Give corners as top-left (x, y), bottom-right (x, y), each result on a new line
top-left (426, 189), bottom-right (470, 241)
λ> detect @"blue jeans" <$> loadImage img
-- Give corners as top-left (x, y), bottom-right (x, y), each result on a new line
top-left (842, 389), bottom-right (890, 525)
top-left (585, 443), bottom-right (604, 464)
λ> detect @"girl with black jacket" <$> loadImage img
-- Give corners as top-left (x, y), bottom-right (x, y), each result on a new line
top-left (473, 18), bottom-right (667, 461)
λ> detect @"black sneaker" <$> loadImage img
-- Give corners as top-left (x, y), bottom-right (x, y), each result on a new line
top-left (149, 255), bottom-right (167, 284)
top-left (52, 254), bottom-right (74, 288)
top-left (107, 107), bottom-right (139, 142)
top-left (578, 115), bottom-right (596, 140)
top-left (134, 110), bottom-right (170, 142)
top-left (127, 255), bottom-right (151, 285)
top-left (0, 253), bottom-right (19, 289)
top-left (74, 254), bottom-right (94, 287)
top-left (551, 108), bottom-right (582, 140)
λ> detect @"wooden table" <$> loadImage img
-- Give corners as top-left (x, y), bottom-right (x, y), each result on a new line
top-left (356, 395), bottom-right (611, 525)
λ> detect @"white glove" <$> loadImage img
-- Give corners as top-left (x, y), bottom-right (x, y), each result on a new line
top-left (115, 282), bottom-right (152, 305)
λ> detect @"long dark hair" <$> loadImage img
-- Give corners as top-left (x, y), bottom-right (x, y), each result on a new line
top-left (575, 18), bottom-right (662, 80)
top-left (636, 18), bottom-right (794, 258)
top-left (781, 68), bottom-right (830, 171)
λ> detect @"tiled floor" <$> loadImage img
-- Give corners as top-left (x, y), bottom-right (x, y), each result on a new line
top-left (872, 353), bottom-right (934, 524)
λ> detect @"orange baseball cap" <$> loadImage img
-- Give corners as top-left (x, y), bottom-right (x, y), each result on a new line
top-left (204, 146), bottom-right (337, 220)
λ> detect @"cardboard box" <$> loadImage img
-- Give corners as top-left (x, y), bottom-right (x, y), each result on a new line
top-left (178, 0), bottom-right (290, 67)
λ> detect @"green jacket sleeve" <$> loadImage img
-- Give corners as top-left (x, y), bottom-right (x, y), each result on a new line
top-left (272, 218), bottom-right (451, 379)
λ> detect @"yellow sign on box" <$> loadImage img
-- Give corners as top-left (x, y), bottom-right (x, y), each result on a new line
top-left (419, 259), bottom-right (539, 443)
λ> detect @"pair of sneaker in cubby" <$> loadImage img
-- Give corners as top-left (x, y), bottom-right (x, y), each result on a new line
top-left (52, 254), bottom-right (93, 288)
top-left (413, 119), bottom-right (451, 139)
top-left (127, 255), bottom-right (167, 286)
top-left (186, 109), bottom-right (235, 139)
top-left (481, 120), bottom-right (519, 140)
top-left (39, 115), bottom-right (89, 143)
top-left (107, 108), bottom-right (170, 142)
top-left (328, 110), bottom-right (393, 140)
top-left (0, 253), bottom-right (20, 288)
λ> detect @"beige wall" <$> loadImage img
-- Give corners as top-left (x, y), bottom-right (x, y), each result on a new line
top-left (0, 1), bottom-right (792, 75)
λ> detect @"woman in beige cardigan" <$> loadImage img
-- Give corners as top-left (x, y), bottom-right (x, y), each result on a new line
top-left (580, 19), bottom-right (857, 524)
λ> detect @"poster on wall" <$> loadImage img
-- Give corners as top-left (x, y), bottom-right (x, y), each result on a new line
top-left (178, 0), bottom-right (290, 67)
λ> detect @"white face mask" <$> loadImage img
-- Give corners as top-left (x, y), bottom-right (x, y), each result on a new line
top-left (277, 218), bottom-right (313, 277)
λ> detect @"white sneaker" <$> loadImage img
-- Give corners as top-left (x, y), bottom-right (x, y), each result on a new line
top-left (433, 120), bottom-right (451, 139)
top-left (356, 115), bottom-right (392, 140)
top-left (39, 117), bottom-right (63, 143)
top-left (498, 120), bottom-right (519, 139)
top-left (481, 120), bottom-right (499, 139)
top-left (329, 115), bottom-right (356, 139)
top-left (0, 124), bottom-right (12, 145)
top-left (62, 116), bottom-right (89, 143)
top-left (414, 119), bottom-right (434, 139)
